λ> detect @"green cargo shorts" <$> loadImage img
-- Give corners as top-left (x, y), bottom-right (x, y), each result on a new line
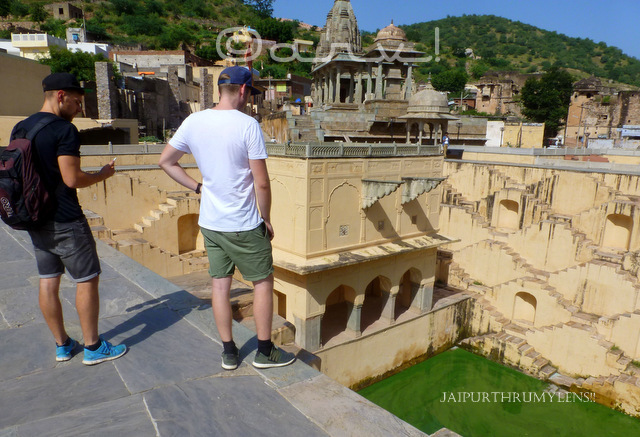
top-left (201, 222), bottom-right (274, 282)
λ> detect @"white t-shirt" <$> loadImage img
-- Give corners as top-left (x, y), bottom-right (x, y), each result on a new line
top-left (169, 109), bottom-right (268, 232)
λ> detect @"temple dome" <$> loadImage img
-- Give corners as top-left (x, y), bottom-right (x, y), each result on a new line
top-left (406, 81), bottom-right (449, 114)
top-left (374, 21), bottom-right (407, 43)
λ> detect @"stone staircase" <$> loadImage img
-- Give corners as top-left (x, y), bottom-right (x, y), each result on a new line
top-left (463, 294), bottom-right (640, 384)
top-left (85, 210), bottom-right (209, 277)
top-left (461, 295), bottom-right (557, 379)
top-left (292, 115), bottom-right (318, 142)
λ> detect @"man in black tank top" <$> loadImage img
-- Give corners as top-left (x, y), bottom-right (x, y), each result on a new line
top-left (11, 73), bottom-right (127, 365)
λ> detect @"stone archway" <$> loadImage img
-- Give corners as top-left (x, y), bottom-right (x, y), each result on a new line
top-left (497, 199), bottom-right (519, 230)
top-left (177, 214), bottom-right (200, 254)
top-left (361, 276), bottom-right (391, 333)
top-left (603, 214), bottom-right (632, 250)
top-left (513, 291), bottom-right (536, 324)
top-left (396, 268), bottom-right (422, 320)
top-left (321, 285), bottom-right (357, 346)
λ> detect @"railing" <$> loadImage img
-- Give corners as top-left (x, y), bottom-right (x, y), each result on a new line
top-left (266, 142), bottom-right (442, 158)
top-left (79, 142), bottom-right (443, 159)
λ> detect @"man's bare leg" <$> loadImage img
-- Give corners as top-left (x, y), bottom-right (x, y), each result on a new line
top-left (252, 275), bottom-right (274, 341)
top-left (39, 276), bottom-right (68, 345)
top-left (75, 276), bottom-right (100, 346)
top-left (211, 276), bottom-right (234, 342)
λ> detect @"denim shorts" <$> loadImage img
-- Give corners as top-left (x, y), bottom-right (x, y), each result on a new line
top-left (201, 222), bottom-right (274, 282)
top-left (27, 217), bottom-right (101, 283)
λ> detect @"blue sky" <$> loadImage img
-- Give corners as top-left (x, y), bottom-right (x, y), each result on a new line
top-left (273, 0), bottom-right (640, 60)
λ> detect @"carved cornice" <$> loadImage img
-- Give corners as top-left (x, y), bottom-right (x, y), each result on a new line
top-left (361, 179), bottom-right (403, 209)
top-left (401, 177), bottom-right (445, 204)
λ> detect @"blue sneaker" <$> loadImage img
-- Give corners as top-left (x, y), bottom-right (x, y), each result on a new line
top-left (55, 338), bottom-right (77, 362)
top-left (82, 338), bottom-right (127, 365)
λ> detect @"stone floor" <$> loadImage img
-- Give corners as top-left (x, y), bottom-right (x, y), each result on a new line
top-left (0, 222), bottom-right (434, 436)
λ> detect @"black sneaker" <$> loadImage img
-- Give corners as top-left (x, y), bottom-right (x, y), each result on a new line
top-left (252, 346), bottom-right (296, 369)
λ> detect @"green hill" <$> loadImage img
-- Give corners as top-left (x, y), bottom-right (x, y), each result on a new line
top-left (397, 15), bottom-right (640, 87)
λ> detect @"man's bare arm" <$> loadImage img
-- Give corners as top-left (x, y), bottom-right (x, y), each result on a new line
top-left (58, 155), bottom-right (115, 189)
top-left (249, 158), bottom-right (273, 240)
top-left (159, 144), bottom-right (200, 191)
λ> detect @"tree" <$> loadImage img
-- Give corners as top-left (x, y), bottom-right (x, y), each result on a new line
top-left (29, 2), bottom-right (48, 23)
top-left (432, 69), bottom-right (468, 94)
top-left (0, 0), bottom-right (11, 18)
top-left (253, 17), bottom-right (294, 42)
top-left (10, 0), bottom-right (29, 17)
top-left (520, 67), bottom-right (574, 137)
top-left (246, 0), bottom-right (273, 18)
top-left (39, 46), bottom-right (113, 82)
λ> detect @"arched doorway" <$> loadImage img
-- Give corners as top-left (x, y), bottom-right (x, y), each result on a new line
top-left (497, 199), bottom-right (519, 230)
top-left (361, 276), bottom-right (391, 333)
top-left (177, 214), bottom-right (200, 254)
top-left (513, 292), bottom-right (536, 324)
top-left (396, 269), bottom-right (422, 320)
top-left (603, 214), bottom-right (632, 250)
top-left (321, 285), bottom-right (356, 346)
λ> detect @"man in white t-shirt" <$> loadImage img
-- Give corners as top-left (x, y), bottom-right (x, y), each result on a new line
top-left (159, 66), bottom-right (295, 370)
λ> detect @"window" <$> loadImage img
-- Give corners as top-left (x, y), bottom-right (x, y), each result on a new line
top-left (411, 215), bottom-right (417, 225)
top-left (377, 220), bottom-right (385, 231)
top-left (339, 225), bottom-right (349, 237)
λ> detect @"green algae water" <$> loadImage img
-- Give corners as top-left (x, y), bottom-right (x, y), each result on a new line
top-left (358, 348), bottom-right (640, 437)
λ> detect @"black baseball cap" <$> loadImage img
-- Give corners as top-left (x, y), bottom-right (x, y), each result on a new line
top-left (42, 72), bottom-right (85, 94)
top-left (218, 66), bottom-right (261, 95)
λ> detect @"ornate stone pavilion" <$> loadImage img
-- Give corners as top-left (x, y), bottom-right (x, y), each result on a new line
top-left (400, 80), bottom-right (459, 145)
top-left (294, 1), bottom-right (451, 144)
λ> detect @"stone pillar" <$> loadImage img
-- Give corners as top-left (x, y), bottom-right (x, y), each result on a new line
top-left (355, 70), bottom-right (363, 104)
top-left (406, 122), bottom-right (411, 144)
top-left (322, 74), bottom-right (328, 104)
top-left (95, 62), bottom-right (118, 120)
top-left (418, 121), bottom-right (424, 145)
top-left (375, 64), bottom-right (383, 99)
top-left (346, 302), bottom-right (362, 337)
top-left (328, 72), bottom-right (334, 105)
top-left (199, 68), bottom-right (213, 110)
top-left (382, 287), bottom-right (399, 324)
top-left (412, 280), bottom-right (434, 313)
top-left (167, 66), bottom-right (181, 129)
top-left (367, 64), bottom-right (373, 99)
top-left (335, 67), bottom-right (341, 104)
top-left (348, 70), bottom-right (355, 103)
top-left (405, 63), bottom-right (413, 100)
top-left (294, 314), bottom-right (322, 351)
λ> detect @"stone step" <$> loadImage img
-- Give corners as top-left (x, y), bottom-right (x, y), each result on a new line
top-left (504, 323), bottom-right (530, 336)
top-left (539, 365), bottom-right (558, 380)
top-left (90, 225), bottom-right (111, 239)
top-left (84, 210), bottom-right (104, 227)
top-left (525, 350), bottom-right (541, 360)
top-left (549, 373), bottom-right (579, 388)
top-left (150, 209), bottom-right (164, 219)
top-left (142, 216), bottom-right (158, 227)
top-left (533, 358), bottom-right (549, 369)
top-left (518, 343), bottom-right (533, 354)
top-left (111, 228), bottom-right (141, 241)
top-left (133, 223), bottom-right (147, 233)
top-left (159, 203), bottom-right (176, 213)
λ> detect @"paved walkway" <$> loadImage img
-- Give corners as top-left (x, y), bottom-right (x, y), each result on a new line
top-left (0, 223), bottom-right (430, 436)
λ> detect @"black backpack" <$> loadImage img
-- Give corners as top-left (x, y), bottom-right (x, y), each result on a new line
top-left (0, 116), bottom-right (58, 230)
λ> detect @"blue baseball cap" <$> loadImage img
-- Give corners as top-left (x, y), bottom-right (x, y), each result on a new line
top-left (218, 66), bottom-right (261, 95)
